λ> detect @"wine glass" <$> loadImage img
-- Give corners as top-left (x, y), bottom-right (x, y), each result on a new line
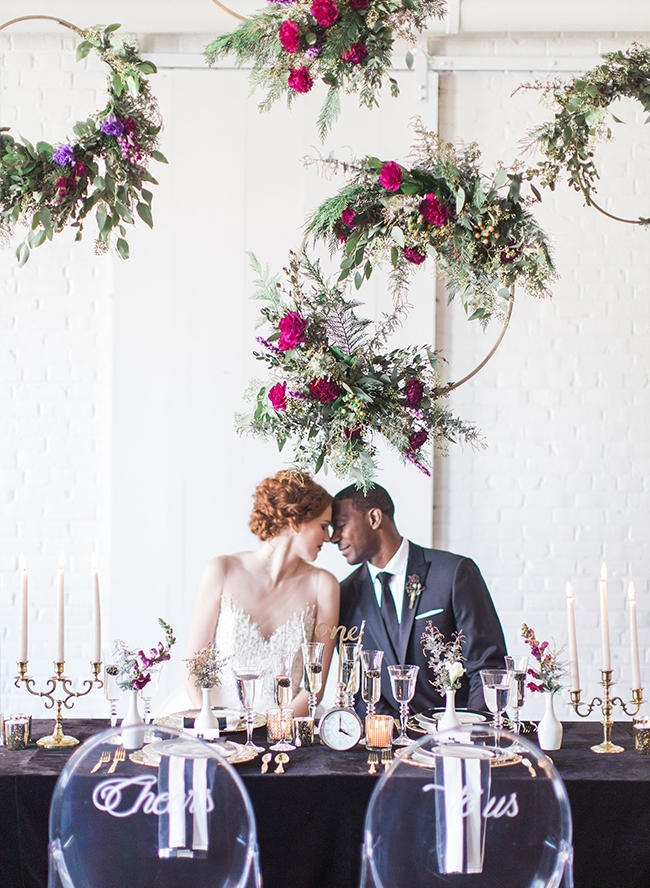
top-left (340, 642), bottom-right (361, 709)
top-left (233, 664), bottom-right (265, 754)
top-left (272, 649), bottom-right (295, 708)
top-left (504, 654), bottom-right (529, 734)
top-left (361, 649), bottom-right (384, 719)
top-left (103, 657), bottom-right (122, 744)
top-left (301, 642), bottom-right (324, 721)
top-left (138, 665), bottom-right (161, 725)
top-left (480, 668), bottom-right (513, 731)
top-left (388, 664), bottom-right (419, 746)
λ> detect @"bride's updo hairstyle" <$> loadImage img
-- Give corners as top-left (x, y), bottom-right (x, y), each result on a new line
top-left (249, 471), bottom-right (332, 541)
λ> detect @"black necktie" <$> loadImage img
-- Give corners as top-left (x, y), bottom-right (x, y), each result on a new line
top-left (377, 571), bottom-right (400, 641)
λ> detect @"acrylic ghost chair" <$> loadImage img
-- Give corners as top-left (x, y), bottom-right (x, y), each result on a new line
top-left (360, 724), bottom-right (573, 888)
top-left (48, 724), bottom-right (262, 888)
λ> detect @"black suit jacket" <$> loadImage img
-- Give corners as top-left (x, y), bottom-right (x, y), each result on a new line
top-left (339, 542), bottom-right (507, 716)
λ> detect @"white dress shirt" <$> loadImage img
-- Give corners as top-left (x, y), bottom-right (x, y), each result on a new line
top-left (367, 538), bottom-right (410, 624)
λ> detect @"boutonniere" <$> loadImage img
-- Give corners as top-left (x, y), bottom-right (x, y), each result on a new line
top-left (405, 574), bottom-right (424, 609)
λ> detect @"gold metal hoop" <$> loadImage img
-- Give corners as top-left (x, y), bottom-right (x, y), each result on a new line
top-left (0, 15), bottom-right (83, 36)
top-left (210, 0), bottom-right (248, 22)
top-left (576, 170), bottom-right (648, 227)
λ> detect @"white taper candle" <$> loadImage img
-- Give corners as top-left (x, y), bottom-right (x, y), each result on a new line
top-left (57, 553), bottom-right (65, 663)
top-left (92, 555), bottom-right (101, 663)
top-left (566, 581), bottom-right (580, 691)
top-left (599, 562), bottom-right (611, 671)
top-left (19, 553), bottom-right (28, 662)
top-left (628, 582), bottom-right (641, 690)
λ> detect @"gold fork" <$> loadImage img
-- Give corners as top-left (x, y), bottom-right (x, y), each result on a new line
top-left (367, 751), bottom-right (379, 775)
top-left (90, 751), bottom-right (111, 774)
top-left (107, 747), bottom-right (125, 774)
top-left (381, 748), bottom-right (393, 771)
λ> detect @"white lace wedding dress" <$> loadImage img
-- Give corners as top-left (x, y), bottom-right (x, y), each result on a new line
top-left (213, 593), bottom-right (317, 710)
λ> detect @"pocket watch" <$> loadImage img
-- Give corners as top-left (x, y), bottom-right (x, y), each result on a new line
top-left (317, 683), bottom-right (363, 751)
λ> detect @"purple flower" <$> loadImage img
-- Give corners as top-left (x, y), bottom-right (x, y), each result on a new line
top-left (309, 376), bottom-right (340, 403)
top-left (278, 311), bottom-right (308, 350)
top-left (269, 381), bottom-right (288, 411)
top-left (403, 246), bottom-right (426, 265)
top-left (341, 205), bottom-right (356, 228)
top-left (256, 335), bottom-right (282, 354)
top-left (378, 161), bottom-right (402, 191)
top-left (405, 378), bottom-right (424, 407)
top-left (288, 66), bottom-right (314, 93)
top-left (409, 428), bottom-right (429, 450)
top-left (404, 448), bottom-right (432, 476)
top-left (419, 193), bottom-right (450, 226)
top-left (341, 42), bottom-right (368, 65)
top-left (101, 116), bottom-right (125, 136)
top-left (305, 42), bottom-right (323, 59)
top-left (53, 144), bottom-right (74, 166)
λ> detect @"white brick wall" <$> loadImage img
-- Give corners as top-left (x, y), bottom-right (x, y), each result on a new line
top-left (1, 24), bottom-right (648, 727)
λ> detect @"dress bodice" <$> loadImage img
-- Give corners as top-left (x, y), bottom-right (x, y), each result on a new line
top-left (211, 593), bottom-right (317, 711)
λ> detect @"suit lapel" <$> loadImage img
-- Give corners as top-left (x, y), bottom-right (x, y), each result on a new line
top-left (397, 543), bottom-right (431, 664)
top-left (355, 566), bottom-right (399, 664)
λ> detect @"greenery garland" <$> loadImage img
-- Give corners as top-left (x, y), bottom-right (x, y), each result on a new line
top-left (523, 43), bottom-right (650, 225)
top-left (205, 0), bottom-right (446, 140)
top-left (0, 23), bottom-right (167, 265)
top-left (306, 122), bottom-right (556, 320)
top-left (237, 253), bottom-right (480, 490)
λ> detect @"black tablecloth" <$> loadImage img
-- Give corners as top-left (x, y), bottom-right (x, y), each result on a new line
top-left (1, 719), bottom-right (649, 887)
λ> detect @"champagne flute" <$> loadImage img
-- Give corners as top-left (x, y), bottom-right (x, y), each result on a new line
top-left (388, 664), bottom-right (419, 746)
top-left (504, 654), bottom-right (528, 734)
top-left (301, 642), bottom-right (324, 721)
top-left (272, 650), bottom-right (295, 708)
top-left (233, 665), bottom-right (265, 754)
top-left (138, 665), bottom-right (161, 725)
top-left (340, 642), bottom-right (361, 709)
top-left (361, 649), bottom-right (384, 719)
top-left (103, 657), bottom-right (121, 743)
top-left (480, 668), bottom-right (513, 731)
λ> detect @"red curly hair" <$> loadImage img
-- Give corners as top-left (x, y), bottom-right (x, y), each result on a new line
top-left (249, 471), bottom-right (332, 541)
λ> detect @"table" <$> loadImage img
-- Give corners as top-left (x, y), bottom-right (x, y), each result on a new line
top-left (1, 719), bottom-right (648, 887)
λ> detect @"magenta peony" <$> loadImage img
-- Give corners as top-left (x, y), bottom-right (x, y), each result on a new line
top-left (341, 42), bottom-right (368, 64)
top-left (311, 0), bottom-right (339, 26)
top-left (349, 0), bottom-right (370, 7)
top-left (278, 311), bottom-right (308, 350)
top-left (333, 221), bottom-right (348, 243)
top-left (378, 161), bottom-right (403, 191)
top-left (268, 381), bottom-right (288, 412)
top-left (419, 193), bottom-right (450, 226)
top-left (409, 428), bottom-right (429, 450)
top-left (341, 205), bottom-right (356, 228)
top-left (288, 66), bottom-right (314, 93)
top-left (309, 377), bottom-right (340, 403)
top-left (279, 20), bottom-right (301, 53)
top-left (403, 246), bottom-right (426, 265)
top-left (405, 378), bottom-right (424, 407)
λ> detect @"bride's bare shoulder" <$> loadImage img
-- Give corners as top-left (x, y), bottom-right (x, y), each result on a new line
top-left (200, 551), bottom-right (255, 585)
top-left (303, 564), bottom-right (339, 596)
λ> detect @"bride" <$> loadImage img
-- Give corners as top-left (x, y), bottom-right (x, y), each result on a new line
top-left (184, 471), bottom-right (339, 716)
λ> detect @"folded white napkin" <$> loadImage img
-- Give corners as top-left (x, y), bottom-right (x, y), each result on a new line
top-left (159, 755), bottom-right (211, 858)
top-left (434, 749), bottom-right (490, 874)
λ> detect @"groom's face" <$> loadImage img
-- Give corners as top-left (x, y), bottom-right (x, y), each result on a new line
top-left (331, 498), bottom-right (377, 565)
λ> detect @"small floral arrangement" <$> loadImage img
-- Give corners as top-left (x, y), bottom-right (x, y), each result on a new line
top-left (521, 623), bottom-right (565, 694)
top-left (306, 121), bottom-right (556, 317)
top-left (205, 1), bottom-right (446, 139)
top-left (521, 43), bottom-right (650, 225)
top-left (0, 23), bottom-right (167, 265)
top-left (421, 624), bottom-right (466, 693)
top-left (185, 642), bottom-right (230, 690)
top-left (405, 574), bottom-right (423, 609)
top-left (238, 253), bottom-right (480, 489)
top-left (113, 618), bottom-right (176, 691)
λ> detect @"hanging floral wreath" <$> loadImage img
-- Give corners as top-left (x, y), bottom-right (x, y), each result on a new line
top-left (522, 43), bottom-right (650, 226)
top-left (205, 0), bottom-right (446, 139)
top-left (306, 122), bottom-right (556, 319)
top-left (237, 253), bottom-right (480, 490)
top-left (0, 21), bottom-right (167, 265)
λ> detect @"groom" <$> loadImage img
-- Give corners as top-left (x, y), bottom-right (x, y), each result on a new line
top-left (331, 483), bottom-right (507, 716)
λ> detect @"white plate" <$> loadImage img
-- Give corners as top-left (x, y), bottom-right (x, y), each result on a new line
top-left (156, 709), bottom-right (265, 732)
top-left (415, 710), bottom-right (487, 728)
top-left (145, 737), bottom-right (240, 760)
top-left (410, 743), bottom-right (498, 767)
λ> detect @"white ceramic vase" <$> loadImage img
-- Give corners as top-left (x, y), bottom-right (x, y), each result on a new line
top-left (121, 688), bottom-right (145, 749)
top-left (438, 688), bottom-right (461, 732)
top-left (537, 691), bottom-right (563, 750)
top-left (194, 687), bottom-right (219, 734)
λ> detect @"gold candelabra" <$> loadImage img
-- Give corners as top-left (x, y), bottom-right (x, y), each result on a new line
top-left (569, 669), bottom-right (644, 753)
top-left (15, 659), bottom-right (103, 748)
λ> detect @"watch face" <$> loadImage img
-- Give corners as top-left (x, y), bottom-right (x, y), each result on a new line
top-left (318, 707), bottom-right (363, 750)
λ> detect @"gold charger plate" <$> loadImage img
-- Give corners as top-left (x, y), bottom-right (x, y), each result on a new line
top-left (155, 709), bottom-right (266, 733)
top-left (129, 737), bottom-right (251, 768)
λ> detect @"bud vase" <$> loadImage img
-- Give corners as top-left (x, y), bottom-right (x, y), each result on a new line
top-left (438, 688), bottom-right (461, 732)
top-left (121, 688), bottom-right (145, 749)
top-left (537, 691), bottom-right (563, 750)
top-left (194, 687), bottom-right (219, 734)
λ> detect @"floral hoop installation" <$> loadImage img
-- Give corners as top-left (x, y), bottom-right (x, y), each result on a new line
top-left (306, 121), bottom-right (556, 320)
top-left (205, 1), bottom-right (446, 139)
top-left (0, 16), bottom-right (167, 264)
top-left (523, 43), bottom-right (650, 226)
top-left (238, 253), bottom-right (481, 490)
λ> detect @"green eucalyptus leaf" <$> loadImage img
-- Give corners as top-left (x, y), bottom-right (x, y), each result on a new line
top-left (116, 238), bottom-right (130, 260)
top-left (136, 202), bottom-right (153, 228)
top-left (390, 226), bottom-right (405, 247)
top-left (76, 42), bottom-right (93, 62)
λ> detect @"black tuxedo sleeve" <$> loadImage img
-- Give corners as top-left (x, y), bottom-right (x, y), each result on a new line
top-left (451, 558), bottom-right (507, 710)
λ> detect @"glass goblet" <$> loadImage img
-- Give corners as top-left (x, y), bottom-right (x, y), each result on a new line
top-left (138, 666), bottom-right (161, 726)
top-left (388, 664), bottom-right (419, 746)
top-left (340, 642), bottom-right (362, 709)
top-left (480, 668), bottom-right (513, 731)
top-left (301, 642), bottom-right (324, 721)
top-left (103, 657), bottom-right (122, 744)
top-left (233, 665), bottom-right (265, 754)
top-left (504, 654), bottom-right (528, 734)
top-left (360, 649), bottom-right (384, 719)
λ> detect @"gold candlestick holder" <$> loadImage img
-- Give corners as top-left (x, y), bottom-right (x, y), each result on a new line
top-left (15, 659), bottom-right (103, 748)
top-left (569, 669), bottom-right (644, 753)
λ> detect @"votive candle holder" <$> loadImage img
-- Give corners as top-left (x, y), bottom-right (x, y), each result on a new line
top-left (633, 718), bottom-right (650, 754)
top-left (365, 714), bottom-right (394, 749)
top-left (294, 716), bottom-right (315, 746)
